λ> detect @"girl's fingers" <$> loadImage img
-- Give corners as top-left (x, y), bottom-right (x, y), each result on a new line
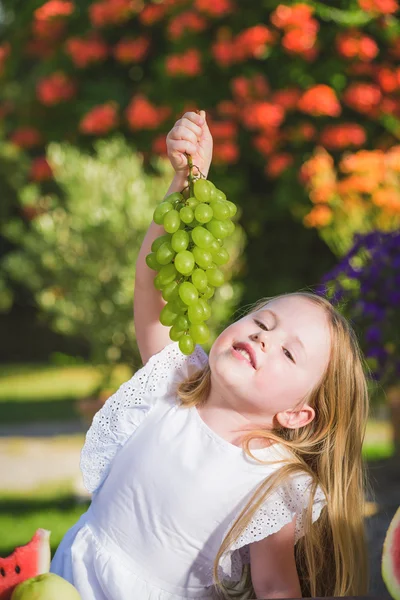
top-left (168, 125), bottom-right (198, 147)
top-left (168, 139), bottom-right (197, 156)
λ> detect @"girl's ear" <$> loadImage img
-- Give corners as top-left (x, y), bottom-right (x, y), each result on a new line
top-left (275, 404), bottom-right (315, 429)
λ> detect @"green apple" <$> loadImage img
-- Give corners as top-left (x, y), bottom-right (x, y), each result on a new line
top-left (11, 573), bottom-right (82, 600)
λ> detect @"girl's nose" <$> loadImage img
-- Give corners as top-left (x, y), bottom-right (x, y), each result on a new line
top-left (249, 331), bottom-right (267, 350)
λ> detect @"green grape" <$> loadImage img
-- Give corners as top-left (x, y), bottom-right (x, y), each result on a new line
top-left (187, 218), bottom-right (202, 229)
top-left (160, 304), bottom-right (178, 326)
top-left (211, 247), bottom-right (229, 266)
top-left (224, 220), bottom-right (235, 236)
top-left (153, 201), bottom-right (173, 225)
top-left (215, 189), bottom-right (226, 202)
top-left (171, 230), bottom-right (190, 252)
top-left (158, 263), bottom-right (178, 286)
top-left (209, 201), bottom-right (230, 221)
top-left (198, 297), bottom-right (211, 320)
top-left (169, 324), bottom-right (184, 342)
top-left (195, 203), bottom-right (213, 224)
top-left (189, 323), bottom-right (210, 344)
top-left (146, 252), bottom-right (162, 271)
top-left (175, 250), bottom-right (195, 275)
top-left (191, 226), bottom-right (215, 249)
top-left (180, 206), bottom-right (194, 224)
top-left (191, 268), bottom-right (208, 291)
top-left (206, 219), bottom-right (229, 239)
top-left (175, 315), bottom-right (189, 331)
top-left (188, 301), bottom-right (205, 324)
top-left (178, 281), bottom-right (199, 305)
top-left (179, 334), bottom-right (195, 355)
top-left (208, 181), bottom-right (217, 202)
top-left (193, 179), bottom-right (213, 203)
top-left (153, 273), bottom-right (164, 290)
top-left (209, 239), bottom-right (221, 252)
top-left (225, 200), bottom-right (237, 217)
top-left (192, 246), bottom-right (213, 269)
top-left (156, 242), bottom-right (175, 265)
top-left (170, 296), bottom-right (188, 314)
top-left (202, 285), bottom-right (215, 299)
top-left (176, 202), bottom-right (185, 211)
top-left (151, 233), bottom-right (172, 253)
top-left (206, 267), bottom-right (224, 287)
top-left (163, 209), bottom-right (181, 233)
top-left (165, 191), bottom-right (184, 204)
top-left (186, 196), bottom-right (199, 209)
top-left (162, 281), bottom-right (179, 302)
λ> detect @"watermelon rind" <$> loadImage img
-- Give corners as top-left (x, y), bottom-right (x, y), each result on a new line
top-left (382, 506), bottom-right (400, 600)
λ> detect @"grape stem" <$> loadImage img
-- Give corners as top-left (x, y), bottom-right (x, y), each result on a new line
top-left (186, 153), bottom-right (195, 197)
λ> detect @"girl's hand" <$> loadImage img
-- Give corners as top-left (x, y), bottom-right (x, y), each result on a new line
top-left (166, 110), bottom-right (213, 179)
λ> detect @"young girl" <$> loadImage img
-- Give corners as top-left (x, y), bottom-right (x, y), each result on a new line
top-left (51, 111), bottom-right (370, 599)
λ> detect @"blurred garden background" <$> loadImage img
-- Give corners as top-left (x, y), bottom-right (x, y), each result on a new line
top-left (0, 0), bottom-right (400, 596)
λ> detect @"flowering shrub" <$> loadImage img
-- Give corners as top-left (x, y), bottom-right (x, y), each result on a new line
top-left (1, 0), bottom-right (400, 195)
top-left (320, 229), bottom-right (400, 386)
top-left (301, 145), bottom-right (400, 254)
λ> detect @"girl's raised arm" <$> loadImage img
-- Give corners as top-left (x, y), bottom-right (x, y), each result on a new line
top-left (134, 111), bottom-right (212, 365)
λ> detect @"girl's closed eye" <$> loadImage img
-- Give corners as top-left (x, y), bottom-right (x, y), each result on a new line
top-left (254, 319), bottom-right (296, 363)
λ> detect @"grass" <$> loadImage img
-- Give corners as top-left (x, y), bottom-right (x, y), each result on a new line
top-left (0, 363), bottom-right (132, 424)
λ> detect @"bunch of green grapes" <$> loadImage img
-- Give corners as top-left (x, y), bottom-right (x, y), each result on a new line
top-left (146, 176), bottom-right (237, 355)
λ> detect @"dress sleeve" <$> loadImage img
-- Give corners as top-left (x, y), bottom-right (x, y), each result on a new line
top-left (80, 341), bottom-right (208, 494)
top-left (218, 474), bottom-right (327, 582)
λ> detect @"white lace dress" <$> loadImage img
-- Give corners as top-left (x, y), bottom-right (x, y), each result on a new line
top-left (51, 342), bottom-right (326, 600)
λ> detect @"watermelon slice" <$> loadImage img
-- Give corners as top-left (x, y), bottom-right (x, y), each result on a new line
top-left (0, 529), bottom-right (50, 600)
top-left (382, 506), bottom-right (400, 600)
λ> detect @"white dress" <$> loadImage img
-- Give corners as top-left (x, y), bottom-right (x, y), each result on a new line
top-left (51, 342), bottom-right (326, 600)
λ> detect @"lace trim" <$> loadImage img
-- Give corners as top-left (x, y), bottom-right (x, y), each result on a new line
top-left (80, 342), bottom-right (208, 493)
top-left (218, 476), bottom-right (326, 582)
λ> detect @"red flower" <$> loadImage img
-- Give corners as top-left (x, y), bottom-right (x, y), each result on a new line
top-left (89, 0), bottom-right (141, 27)
top-left (79, 103), bottom-right (118, 135)
top-left (209, 120), bottom-right (237, 139)
top-left (212, 38), bottom-right (236, 67)
top-left (166, 48), bottom-right (202, 77)
top-left (336, 30), bottom-right (379, 61)
top-left (235, 25), bottom-right (275, 60)
top-left (65, 36), bottom-right (108, 68)
top-left (168, 11), bottom-right (207, 40)
top-left (30, 157), bottom-right (53, 181)
top-left (282, 27), bottom-right (317, 55)
top-left (32, 18), bottom-right (66, 41)
top-left (253, 134), bottom-right (278, 156)
top-left (358, 0), bottom-right (398, 13)
top-left (194, 0), bottom-right (233, 17)
top-left (126, 95), bottom-right (170, 130)
top-left (113, 37), bottom-right (150, 63)
top-left (10, 127), bottom-right (42, 148)
top-left (298, 85), bottom-right (341, 117)
top-left (216, 100), bottom-right (237, 117)
top-left (265, 153), bottom-right (294, 178)
top-left (213, 140), bottom-right (239, 163)
top-left (152, 134), bottom-right (168, 156)
top-left (271, 88), bottom-right (302, 110)
top-left (0, 42), bottom-right (10, 75)
top-left (34, 0), bottom-right (74, 20)
top-left (376, 66), bottom-right (400, 93)
top-left (343, 82), bottom-right (381, 114)
top-left (271, 3), bottom-right (314, 28)
top-left (139, 3), bottom-right (166, 25)
top-left (320, 124), bottom-right (367, 149)
top-left (36, 72), bottom-right (76, 105)
top-left (242, 102), bottom-right (285, 130)
top-left (231, 76), bottom-right (251, 100)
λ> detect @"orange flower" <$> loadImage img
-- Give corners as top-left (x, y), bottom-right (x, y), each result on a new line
top-left (386, 146), bottom-right (400, 172)
top-left (271, 3), bottom-right (314, 28)
top-left (337, 174), bottom-right (380, 195)
top-left (138, 3), bottom-right (166, 25)
top-left (343, 83), bottom-right (382, 114)
top-left (36, 72), bottom-right (76, 105)
top-left (299, 148), bottom-right (335, 185)
top-left (213, 140), bottom-right (239, 163)
top-left (282, 28), bottom-right (317, 55)
top-left (209, 120), bottom-right (237, 138)
top-left (126, 95), bottom-right (170, 130)
top-left (231, 76), bottom-right (251, 100)
top-left (253, 134), bottom-right (278, 156)
top-left (212, 39), bottom-right (236, 67)
top-left (303, 205), bottom-right (332, 228)
top-left (298, 85), bottom-right (341, 117)
top-left (194, 0), bottom-right (233, 17)
top-left (265, 153), bottom-right (293, 177)
top-left (358, 0), bottom-right (398, 13)
top-left (113, 37), bottom-right (149, 63)
top-left (32, 18), bottom-right (65, 40)
top-left (166, 49), bottom-right (202, 77)
top-left (373, 187), bottom-right (400, 212)
top-left (242, 102), bottom-right (285, 130)
top-left (79, 103), bottom-right (118, 135)
top-left (167, 11), bottom-right (206, 40)
top-left (320, 124), bottom-right (366, 150)
top-left (216, 100), bottom-right (237, 117)
top-left (376, 66), bottom-right (400, 93)
top-left (89, 0), bottom-right (141, 27)
top-left (65, 36), bottom-right (108, 68)
top-left (271, 88), bottom-right (302, 110)
top-left (235, 25), bottom-right (275, 60)
top-left (35, 0), bottom-right (74, 20)
top-left (10, 127), bottom-right (42, 148)
top-left (340, 149), bottom-right (385, 174)
top-left (152, 134), bottom-right (168, 156)
top-left (30, 157), bottom-right (53, 181)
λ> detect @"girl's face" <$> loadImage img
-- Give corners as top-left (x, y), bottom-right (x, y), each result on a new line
top-left (208, 295), bottom-right (331, 427)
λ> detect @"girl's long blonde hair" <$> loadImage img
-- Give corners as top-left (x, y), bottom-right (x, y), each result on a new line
top-left (177, 291), bottom-right (370, 598)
